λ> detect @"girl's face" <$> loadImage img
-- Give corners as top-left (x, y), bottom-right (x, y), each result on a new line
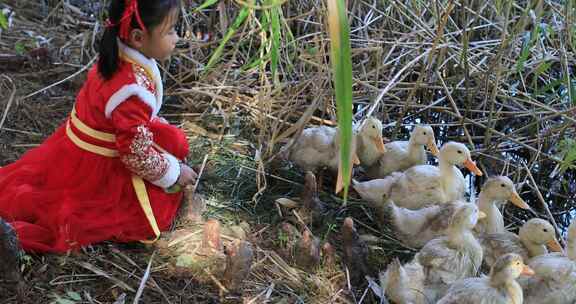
top-left (130, 9), bottom-right (179, 61)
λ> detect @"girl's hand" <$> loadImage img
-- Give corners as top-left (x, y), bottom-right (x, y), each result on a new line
top-left (177, 164), bottom-right (198, 186)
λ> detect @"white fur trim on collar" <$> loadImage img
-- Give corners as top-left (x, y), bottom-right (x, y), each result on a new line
top-left (117, 40), bottom-right (163, 112)
top-left (105, 84), bottom-right (158, 118)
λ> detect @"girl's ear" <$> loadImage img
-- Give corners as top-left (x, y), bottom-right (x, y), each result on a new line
top-left (128, 29), bottom-right (146, 49)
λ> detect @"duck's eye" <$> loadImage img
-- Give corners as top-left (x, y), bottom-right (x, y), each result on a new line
top-left (543, 228), bottom-right (548, 232)
top-left (423, 132), bottom-right (427, 135)
top-left (457, 150), bottom-right (463, 154)
top-left (372, 125), bottom-right (376, 129)
top-left (500, 184), bottom-right (506, 188)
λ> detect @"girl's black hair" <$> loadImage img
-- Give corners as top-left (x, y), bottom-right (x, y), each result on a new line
top-left (98, 0), bottom-right (179, 79)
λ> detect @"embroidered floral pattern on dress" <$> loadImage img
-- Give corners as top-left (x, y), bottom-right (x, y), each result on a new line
top-left (120, 125), bottom-right (168, 181)
top-left (132, 64), bottom-right (156, 95)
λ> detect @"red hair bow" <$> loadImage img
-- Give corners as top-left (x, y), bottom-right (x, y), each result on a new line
top-left (105, 0), bottom-right (147, 41)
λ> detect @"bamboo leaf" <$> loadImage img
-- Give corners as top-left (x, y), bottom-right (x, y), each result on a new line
top-left (327, 0), bottom-right (353, 202)
top-left (204, 2), bottom-right (253, 72)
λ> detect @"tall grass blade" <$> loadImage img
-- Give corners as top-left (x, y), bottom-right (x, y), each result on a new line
top-left (193, 0), bottom-right (220, 12)
top-left (204, 2), bottom-right (253, 73)
top-left (270, 6), bottom-right (281, 85)
top-left (326, 0), bottom-right (353, 202)
top-left (0, 10), bottom-right (7, 30)
top-left (516, 26), bottom-right (540, 73)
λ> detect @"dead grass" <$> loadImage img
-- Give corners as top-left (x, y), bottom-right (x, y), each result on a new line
top-left (0, 0), bottom-right (575, 303)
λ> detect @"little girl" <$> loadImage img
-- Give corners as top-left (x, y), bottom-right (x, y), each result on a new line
top-left (0, 0), bottom-right (197, 253)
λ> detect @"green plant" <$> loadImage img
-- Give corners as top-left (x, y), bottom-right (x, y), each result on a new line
top-left (51, 291), bottom-right (82, 304)
top-left (0, 10), bottom-right (8, 30)
top-left (559, 139), bottom-right (576, 174)
top-left (327, 0), bottom-right (353, 202)
top-left (204, 1), bottom-right (253, 72)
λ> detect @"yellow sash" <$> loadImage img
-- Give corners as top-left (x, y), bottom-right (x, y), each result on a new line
top-left (66, 107), bottom-right (161, 243)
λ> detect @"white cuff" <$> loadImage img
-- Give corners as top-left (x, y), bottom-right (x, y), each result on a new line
top-left (151, 153), bottom-right (180, 188)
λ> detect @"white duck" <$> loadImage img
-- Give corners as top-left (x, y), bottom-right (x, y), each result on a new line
top-left (520, 220), bottom-right (576, 304)
top-left (380, 258), bottom-right (426, 304)
top-left (366, 125), bottom-right (439, 178)
top-left (354, 141), bottom-right (483, 209)
top-left (375, 176), bottom-right (530, 248)
top-left (415, 203), bottom-right (485, 301)
top-left (354, 117), bottom-right (386, 168)
top-left (480, 218), bottom-right (563, 268)
top-left (381, 200), bottom-right (471, 249)
top-left (286, 118), bottom-right (385, 193)
top-left (474, 176), bottom-right (531, 235)
top-left (437, 253), bottom-right (534, 304)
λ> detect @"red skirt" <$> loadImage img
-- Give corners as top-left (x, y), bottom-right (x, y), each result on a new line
top-left (0, 120), bottom-right (188, 253)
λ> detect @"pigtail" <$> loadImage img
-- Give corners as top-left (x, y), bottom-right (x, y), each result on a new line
top-left (98, 26), bottom-right (120, 80)
top-left (98, 0), bottom-right (125, 80)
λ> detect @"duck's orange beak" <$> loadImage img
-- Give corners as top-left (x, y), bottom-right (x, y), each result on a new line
top-left (463, 158), bottom-right (483, 176)
top-left (509, 191), bottom-right (530, 210)
top-left (371, 136), bottom-right (386, 153)
top-left (427, 139), bottom-right (440, 157)
top-left (547, 238), bottom-right (563, 253)
top-left (521, 265), bottom-right (535, 276)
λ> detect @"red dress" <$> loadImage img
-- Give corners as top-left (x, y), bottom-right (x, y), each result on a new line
top-left (0, 41), bottom-right (188, 253)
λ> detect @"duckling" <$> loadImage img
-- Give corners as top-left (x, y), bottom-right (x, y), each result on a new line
top-left (285, 125), bottom-right (358, 192)
top-left (379, 176), bottom-right (529, 248)
top-left (0, 218), bottom-right (24, 296)
top-left (474, 176), bottom-right (531, 235)
top-left (416, 203), bottom-right (484, 300)
top-left (354, 142), bottom-right (483, 209)
top-left (366, 125), bottom-right (440, 179)
top-left (341, 217), bottom-right (370, 286)
top-left (379, 258), bottom-right (426, 304)
top-left (286, 118), bottom-right (385, 193)
top-left (480, 218), bottom-right (563, 268)
top-left (355, 117), bottom-right (386, 168)
top-left (383, 200), bottom-right (475, 248)
top-left (437, 253), bottom-right (534, 304)
top-left (352, 171), bottom-right (401, 206)
top-left (520, 220), bottom-right (576, 304)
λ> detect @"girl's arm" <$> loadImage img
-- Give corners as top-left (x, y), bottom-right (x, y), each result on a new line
top-left (111, 97), bottom-right (180, 188)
